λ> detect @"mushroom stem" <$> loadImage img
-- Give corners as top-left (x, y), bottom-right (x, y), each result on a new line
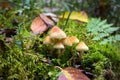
top-left (61, 48), bottom-right (65, 55)
top-left (79, 51), bottom-right (83, 62)
top-left (57, 48), bottom-right (65, 57)
top-left (76, 41), bottom-right (89, 63)
top-left (57, 49), bottom-right (61, 57)
top-left (70, 46), bottom-right (74, 56)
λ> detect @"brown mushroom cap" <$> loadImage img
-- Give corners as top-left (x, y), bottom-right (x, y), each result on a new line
top-left (49, 26), bottom-right (66, 39)
top-left (62, 37), bottom-right (72, 46)
top-left (53, 42), bottom-right (64, 49)
top-left (63, 36), bottom-right (79, 46)
top-left (43, 36), bottom-right (52, 44)
top-left (76, 41), bottom-right (89, 51)
top-left (70, 36), bottom-right (79, 43)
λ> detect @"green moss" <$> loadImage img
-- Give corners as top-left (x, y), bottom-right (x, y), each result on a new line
top-left (0, 6), bottom-right (120, 79)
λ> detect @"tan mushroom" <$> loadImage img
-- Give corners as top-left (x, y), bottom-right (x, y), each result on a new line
top-left (53, 42), bottom-right (65, 57)
top-left (53, 42), bottom-right (64, 49)
top-left (76, 41), bottom-right (89, 61)
top-left (63, 36), bottom-right (79, 46)
top-left (62, 36), bottom-right (79, 56)
top-left (49, 26), bottom-right (66, 40)
top-left (44, 26), bottom-right (67, 57)
top-left (43, 36), bottom-right (53, 44)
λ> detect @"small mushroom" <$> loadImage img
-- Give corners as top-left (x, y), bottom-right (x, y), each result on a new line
top-left (63, 36), bottom-right (79, 57)
top-left (53, 42), bottom-right (64, 57)
top-left (76, 41), bottom-right (89, 61)
top-left (49, 26), bottom-right (66, 40)
top-left (63, 36), bottom-right (79, 46)
top-left (48, 26), bottom-right (66, 57)
top-left (43, 36), bottom-right (53, 44)
top-left (62, 37), bottom-right (72, 46)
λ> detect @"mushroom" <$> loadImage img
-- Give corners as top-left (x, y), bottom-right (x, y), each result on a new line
top-left (63, 36), bottom-right (79, 46)
top-left (53, 42), bottom-right (64, 57)
top-left (76, 41), bottom-right (89, 61)
top-left (43, 36), bottom-right (53, 44)
top-left (48, 26), bottom-right (66, 57)
top-left (49, 26), bottom-right (66, 40)
top-left (63, 36), bottom-right (79, 57)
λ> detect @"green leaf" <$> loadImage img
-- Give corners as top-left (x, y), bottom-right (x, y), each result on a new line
top-left (114, 35), bottom-right (120, 41)
top-left (105, 27), bottom-right (119, 33)
top-left (92, 33), bottom-right (109, 40)
top-left (87, 18), bottom-right (120, 45)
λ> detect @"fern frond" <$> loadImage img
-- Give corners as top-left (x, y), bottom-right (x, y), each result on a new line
top-left (104, 27), bottom-right (119, 33)
top-left (97, 19), bottom-right (107, 28)
top-left (101, 24), bottom-right (113, 29)
top-left (87, 18), bottom-right (120, 44)
top-left (92, 33), bottom-right (109, 40)
top-left (114, 35), bottom-right (120, 40)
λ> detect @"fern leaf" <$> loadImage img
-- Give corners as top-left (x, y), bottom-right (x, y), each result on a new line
top-left (92, 33), bottom-right (109, 40)
top-left (87, 18), bottom-right (101, 32)
top-left (114, 35), bottom-right (120, 41)
top-left (100, 39), bottom-right (109, 44)
top-left (87, 18), bottom-right (120, 45)
top-left (105, 27), bottom-right (119, 33)
top-left (97, 19), bottom-right (107, 28)
top-left (100, 35), bottom-right (120, 44)
top-left (101, 24), bottom-right (113, 29)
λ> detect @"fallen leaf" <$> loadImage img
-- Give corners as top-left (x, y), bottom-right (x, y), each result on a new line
top-left (43, 7), bottom-right (59, 13)
top-left (0, 1), bottom-right (13, 10)
top-left (40, 14), bottom-right (55, 28)
top-left (59, 11), bottom-right (89, 23)
top-left (43, 13), bottom-right (59, 22)
top-left (30, 16), bottom-right (48, 35)
top-left (58, 73), bottom-right (68, 80)
top-left (57, 67), bottom-right (90, 80)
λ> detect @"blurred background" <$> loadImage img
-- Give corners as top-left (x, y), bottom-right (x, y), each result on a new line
top-left (0, 0), bottom-right (120, 27)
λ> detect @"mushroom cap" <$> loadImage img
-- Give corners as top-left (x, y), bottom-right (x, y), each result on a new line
top-left (53, 42), bottom-right (64, 49)
top-left (49, 26), bottom-right (66, 39)
top-left (62, 37), bottom-right (72, 46)
top-left (70, 36), bottom-right (79, 43)
top-left (76, 41), bottom-right (89, 51)
top-left (63, 36), bottom-right (79, 46)
top-left (43, 36), bottom-right (52, 44)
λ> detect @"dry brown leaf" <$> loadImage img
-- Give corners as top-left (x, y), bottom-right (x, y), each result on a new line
top-left (0, 1), bottom-right (13, 9)
top-left (58, 67), bottom-right (90, 80)
top-left (43, 13), bottom-right (59, 22)
top-left (40, 14), bottom-right (55, 28)
top-left (30, 16), bottom-right (48, 35)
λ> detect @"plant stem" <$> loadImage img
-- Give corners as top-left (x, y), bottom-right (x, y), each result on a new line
top-left (65, 11), bottom-right (72, 26)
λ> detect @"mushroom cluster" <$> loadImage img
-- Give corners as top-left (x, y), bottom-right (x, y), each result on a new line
top-left (43, 26), bottom-right (66, 57)
top-left (44, 26), bottom-right (89, 60)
